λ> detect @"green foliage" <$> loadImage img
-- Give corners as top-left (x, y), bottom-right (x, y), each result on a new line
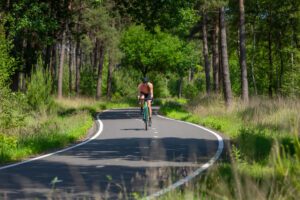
top-left (112, 67), bottom-right (140, 98)
top-left (0, 24), bottom-right (15, 87)
top-left (150, 75), bottom-right (170, 98)
top-left (183, 82), bottom-right (199, 99)
top-left (120, 25), bottom-right (199, 76)
top-left (26, 64), bottom-right (53, 112)
top-left (236, 127), bottom-right (273, 163)
top-left (0, 23), bottom-right (25, 129)
top-left (0, 110), bottom-right (93, 164)
top-left (0, 90), bottom-right (27, 129)
top-left (0, 134), bottom-right (17, 161)
top-left (114, 0), bottom-right (194, 32)
top-left (80, 67), bottom-right (97, 96)
top-left (158, 98), bottom-right (300, 199)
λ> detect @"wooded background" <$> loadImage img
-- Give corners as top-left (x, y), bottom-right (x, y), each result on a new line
top-left (0, 0), bottom-right (299, 106)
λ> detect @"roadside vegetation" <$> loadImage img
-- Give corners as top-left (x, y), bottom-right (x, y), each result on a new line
top-left (0, 96), bottom-right (136, 165)
top-left (0, 66), bottom-right (133, 165)
top-left (158, 97), bottom-right (300, 199)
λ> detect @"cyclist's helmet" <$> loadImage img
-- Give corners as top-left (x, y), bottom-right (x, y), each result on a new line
top-left (142, 77), bottom-right (149, 83)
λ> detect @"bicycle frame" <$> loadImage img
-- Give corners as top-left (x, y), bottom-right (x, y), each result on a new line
top-left (141, 99), bottom-right (150, 130)
top-left (139, 97), bottom-right (152, 130)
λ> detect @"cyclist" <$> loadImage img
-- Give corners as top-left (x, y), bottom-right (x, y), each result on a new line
top-left (138, 77), bottom-right (153, 122)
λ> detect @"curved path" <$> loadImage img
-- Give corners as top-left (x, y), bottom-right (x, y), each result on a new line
top-left (0, 108), bottom-right (223, 199)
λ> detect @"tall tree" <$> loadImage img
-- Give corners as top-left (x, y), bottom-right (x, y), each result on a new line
top-left (96, 43), bottom-right (105, 100)
top-left (68, 39), bottom-right (74, 94)
top-left (220, 6), bottom-right (232, 106)
top-left (58, 29), bottom-right (66, 99)
top-left (202, 11), bottom-right (211, 95)
top-left (212, 13), bottom-right (219, 92)
top-left (239, 0), bottom-right (248, 102)
top-left (74, 0), bottom-right (83, 96)
top-left (267, 6), bottom-right (273, 97)
top-left (106, 54), bottom-right (113, 99)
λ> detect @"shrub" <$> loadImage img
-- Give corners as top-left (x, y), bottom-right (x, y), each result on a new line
top-left (0, 133), bottom-right (17, 162)
top-left (183, 82), bottom-right (198, 99)
top-left (80, 67), bottom-right (96, 96)
top-left (26, 64), bottom-right (53, 112)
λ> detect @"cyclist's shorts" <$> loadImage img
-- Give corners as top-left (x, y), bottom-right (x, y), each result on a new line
top-left (140, 92), bottom-right (152, 100)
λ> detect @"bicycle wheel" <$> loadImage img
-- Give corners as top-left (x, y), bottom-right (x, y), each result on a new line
top-left (143, 104), bottom-right (148, 130)
top-left (145, 119), bottom-right (148, 130)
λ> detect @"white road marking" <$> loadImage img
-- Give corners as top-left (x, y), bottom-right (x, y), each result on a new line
top-left (144, 114), bottom-right (224, 200)
top-left (0, 108), bottom-right (224, 200)
top-left (0, 112), bottom-right (105, 171)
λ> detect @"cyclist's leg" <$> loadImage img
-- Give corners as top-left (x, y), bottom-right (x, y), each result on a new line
top-left (147, 100), bottom-right (152, 118)
top-left (147, 100), bottom-right (152, 126)
top-left (139, 93), bottom-right (145, 113)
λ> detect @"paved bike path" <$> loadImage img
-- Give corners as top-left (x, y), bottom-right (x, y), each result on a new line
top-left (0, 108), bottom-right (223, 199)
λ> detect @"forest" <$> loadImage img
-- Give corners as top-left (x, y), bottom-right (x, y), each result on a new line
top-left (0, 0), bottom-right (300, 199)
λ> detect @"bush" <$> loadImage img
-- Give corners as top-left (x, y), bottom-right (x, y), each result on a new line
top-left (80, 67), bottom-right (97, 96)
top-left (0, 89), bottom-right (27, 129)
top-left (183, 82), bottom-right (198, 99)
top-left (236, 127), bottom-right (273, 163)
top-left (150, 75), bottom-right (169, 98)
top-left (0, 23), bottom-right (27, 129)
top-left (0, 23), bottom-right (15, 88)
top-left (0, 133), bottom-right (17, 162)
top-left (26, 65), bottom-right (53, 112)
top-left (112, 67), bottom-right (140, 98)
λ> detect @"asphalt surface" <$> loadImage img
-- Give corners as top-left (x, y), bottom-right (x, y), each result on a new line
top-left (0, 107), bottom-right (223, 199)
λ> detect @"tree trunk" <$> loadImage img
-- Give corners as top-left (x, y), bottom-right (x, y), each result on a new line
top-left (75, 38), bottom-right (81, 95)
top-left (68, 40), bottom-right (73, 94)
top-left (6, 0), bottom-right (10, 10)
top-left (220, 7), bottom-right (233, 107)
top-left (106, 54), bottom-right (113, 99)
top-left (277, 31), bottom-right (284, 95)
top-left (96, 45), bottom-right (105, 100)
top-left (178, 77), bottom-right (183, 98)
top-left (50, 44), bottom-right (57, 83)
top-left (75, 2), bottom-right (82, 96)
top-left (93, 39), bottom-right (98, 73)
top-left (202, 11), bottom-right (211, 95)
top-left (44, 44), bottom-right (51, 70)
top-left (239, 0), bottom-right (249, 103)
top-left (218, 40), bottom-right (223, 93)
top-left (250, 24), bottom-right (258, 95)
top-left (212, 15), bottom-right (219, 92)
top-left (58, 30), bottom-right (66, 99)
top-left (268, 25), bottom-right (273, 97)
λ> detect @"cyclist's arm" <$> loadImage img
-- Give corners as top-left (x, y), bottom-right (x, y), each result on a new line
top-left (137, 84), bottom-right (141, 99)
top-left (149, 83), bottom-right (154, 99)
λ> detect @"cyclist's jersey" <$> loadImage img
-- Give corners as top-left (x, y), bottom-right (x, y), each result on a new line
top-left (138, 83), bottom-right (151, 94)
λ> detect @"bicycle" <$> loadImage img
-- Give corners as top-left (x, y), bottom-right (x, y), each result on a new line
top-left (140, 97), bottom-right (152, 130)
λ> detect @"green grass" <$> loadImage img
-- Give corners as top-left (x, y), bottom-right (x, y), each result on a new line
top-left (0, 97), bottom-right (134, 165)
top-left (157, 96), bottom-right (300, 200)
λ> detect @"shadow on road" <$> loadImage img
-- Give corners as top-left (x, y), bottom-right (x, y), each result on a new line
top-left (0, 108), bottom-right (230, 199)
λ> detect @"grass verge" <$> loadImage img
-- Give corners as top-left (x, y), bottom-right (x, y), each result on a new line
top-left (157, 96), bottom-right (300, 199)
top-left (0, 97), bottom-right (134, 165)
